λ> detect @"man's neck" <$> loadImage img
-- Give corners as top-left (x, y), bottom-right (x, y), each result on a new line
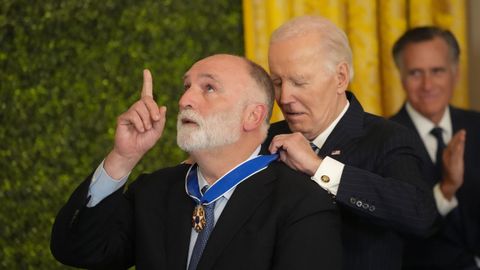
top-left (310, 98), bottom-right (349, 144)
top-left (191, 141), bottom-right (260, 185)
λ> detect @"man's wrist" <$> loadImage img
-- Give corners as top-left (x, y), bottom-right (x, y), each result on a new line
top-left (307, 157), bottom-right (322, 176)
top-left (439, 180), bottom-right (458, 201)
top-left (104, 150), bottom-right (141, 180)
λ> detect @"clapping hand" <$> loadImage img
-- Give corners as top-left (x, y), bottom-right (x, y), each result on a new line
top-left (440, 129), bottom-right (466, 200)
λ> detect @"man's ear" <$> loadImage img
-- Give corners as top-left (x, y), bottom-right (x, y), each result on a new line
top-left (244, 103), bottom-right (267, 131)
top-left (336, 62), bottom-right (350, 94)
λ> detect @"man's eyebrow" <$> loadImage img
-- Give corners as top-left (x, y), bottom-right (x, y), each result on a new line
top-left (182, 73), bottom-right (220, 82)
top-left (199, 73), bottom-right (220, 82)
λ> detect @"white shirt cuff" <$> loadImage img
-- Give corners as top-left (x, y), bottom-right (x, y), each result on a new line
top-left (311, 156), bottom-right (344, 196)
top-left (433, 183), bottom-right (458, 216)
top-left (87, 160), bottom-right (130, 207)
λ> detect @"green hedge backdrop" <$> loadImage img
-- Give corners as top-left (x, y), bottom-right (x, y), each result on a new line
top-left (0, 0), bottom-right (243, 268)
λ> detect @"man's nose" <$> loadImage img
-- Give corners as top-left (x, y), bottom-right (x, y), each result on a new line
top-left (277, 84), bottom-right (295, 105)
top-left (422, 73), bottom-right (434, 91)
top-left (179, 88), bottom-right (199, 110)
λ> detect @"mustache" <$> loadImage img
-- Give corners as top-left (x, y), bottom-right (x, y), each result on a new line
top-left (178, 109), bottom-right (204, 125)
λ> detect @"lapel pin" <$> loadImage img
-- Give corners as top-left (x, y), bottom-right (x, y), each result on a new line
top-left (331, 150), bottom-right (341, 155)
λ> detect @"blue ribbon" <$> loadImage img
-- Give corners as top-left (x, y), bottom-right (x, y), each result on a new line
top-left (186, 154), bottom-right (278, 205)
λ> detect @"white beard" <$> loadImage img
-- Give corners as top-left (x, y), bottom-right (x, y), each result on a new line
top-left (176, 106), bottom-right (243, 152)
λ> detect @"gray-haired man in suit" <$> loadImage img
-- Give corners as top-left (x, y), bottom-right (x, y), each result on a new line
top-left (262, 15), bottom-right (437, 270)
top-left (390, 26), bottom-right (480, 270)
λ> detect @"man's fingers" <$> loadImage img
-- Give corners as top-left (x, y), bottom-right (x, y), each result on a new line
top-left (118, 111), bottom-right (145, 133)
top-left (269, 136), bottom-right (286, 154)
top-left (141, 69), bottom-right (154, 98)
top-left (450, 129), bottom-right (466, 153)
top-left (152, 106), bottom-right (167, 132)
top-left (454, 130), bottom-right (466, 155)
top-left (143, 97), bottom-right (161, 121)
top-left (134, 102), bottom-right (153, 130)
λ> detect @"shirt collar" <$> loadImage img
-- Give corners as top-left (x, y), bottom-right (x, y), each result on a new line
top-left (405, 102), bottom-right (452, 142)
top-left (197, 145), bottom-right (261, 200)
top-left (311, 101), bottom-right (350, 148)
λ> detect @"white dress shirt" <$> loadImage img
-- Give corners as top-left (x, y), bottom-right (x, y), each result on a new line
top-left (310, 101), bottom-right (349, 195)
top-left (405, 103), bottom-right (458, 216)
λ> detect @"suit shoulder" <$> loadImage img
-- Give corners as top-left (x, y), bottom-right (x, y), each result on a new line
top-left (267, 120), bottom-right (290, 136)
top-left (263, 121), bottom-right (290, 149)
top-left (364, 112), bottom-right (417, 139)
top-left (269, 161), bottom-right (313, 186)
top-left (268, 161), bottom-right (335, 207)
top-left (452, 106), bottom-right (480, 122)
top-left (128, 164), bottom-right (189, 192)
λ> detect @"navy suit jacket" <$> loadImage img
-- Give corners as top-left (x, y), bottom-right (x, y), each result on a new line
top-left (391, 104), bottom-right (480, 269)
top-left (262, 92), bottom-right (437, 270)
top-left (51, 161), bottom-right (342, 270)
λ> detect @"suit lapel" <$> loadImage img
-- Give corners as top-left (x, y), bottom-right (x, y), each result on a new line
top-left (449, 105), bottom-right (464, 134)
top-left (318, 92), bottom-right (365, 161)
top-left (197, 165), bottom-right (277, 269)
top-left (166, 170), bottom-right (196, 270)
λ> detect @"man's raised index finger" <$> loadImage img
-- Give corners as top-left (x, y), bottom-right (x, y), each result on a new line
top-left (141, 69), bottom-right (153, 98)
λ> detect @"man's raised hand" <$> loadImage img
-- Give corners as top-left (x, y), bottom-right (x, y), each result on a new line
top-left (440, 129), bottom-right (466, 200)
top-left (104, 69), bottom-right (167, 179)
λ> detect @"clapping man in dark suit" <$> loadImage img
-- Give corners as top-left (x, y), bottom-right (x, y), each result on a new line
top-left (390, 26), bottom-right (480, 270)
top-left (51, 54), bottom-right (342, 269)
top-left (262, 16), bottom-right (437, 270)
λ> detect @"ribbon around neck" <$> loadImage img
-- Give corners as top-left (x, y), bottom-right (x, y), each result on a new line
top-left (186, 154), bottom-right (278, 205)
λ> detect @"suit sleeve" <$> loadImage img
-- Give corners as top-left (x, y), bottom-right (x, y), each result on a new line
top-left (50, 174), bottom-right (137, 269)
top-left (272, 189), bottom-right (342, 270)
top-left (335, 126), bottom-right (437, 236)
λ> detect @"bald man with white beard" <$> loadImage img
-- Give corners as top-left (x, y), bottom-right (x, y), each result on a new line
top-left (51, 54), bottom-right (342, 270)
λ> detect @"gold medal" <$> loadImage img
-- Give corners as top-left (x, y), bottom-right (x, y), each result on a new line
top-left (192, 204), bottom-right (207, 232)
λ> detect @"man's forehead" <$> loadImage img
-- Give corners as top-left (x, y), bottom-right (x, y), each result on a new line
top-left (183, 72), bottom-right (219, 82)
top-left (402, 41), bottom-right (452, 65)
top-left (184, 56), bottom-right (248, 81)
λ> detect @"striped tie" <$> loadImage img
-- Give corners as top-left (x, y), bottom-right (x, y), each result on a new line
top-left (310, 142), bottom-right (319, 153)
top-left (188, 187), bottom-right (216, 270)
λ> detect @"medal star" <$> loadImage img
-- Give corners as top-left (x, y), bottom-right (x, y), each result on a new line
top-left (192, 205), bottom-right (207, 232)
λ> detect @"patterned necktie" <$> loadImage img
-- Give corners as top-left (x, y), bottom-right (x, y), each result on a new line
top-left (310, 142), bottom-right (319, 153)
top-left (188, 186), bottom-right (216, 270)
top-left (430, 127), bottom-right (446, 181)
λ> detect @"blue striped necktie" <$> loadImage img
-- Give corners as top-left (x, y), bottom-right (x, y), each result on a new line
top-left (188, 186), bottom-right (216, 270)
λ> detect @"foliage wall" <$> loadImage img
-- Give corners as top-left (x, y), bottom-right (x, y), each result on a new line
top-left (0, 0), bottom-right (243, 268)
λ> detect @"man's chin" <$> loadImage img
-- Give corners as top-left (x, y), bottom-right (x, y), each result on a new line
top-left (286, 121), bottom-right (304, 133)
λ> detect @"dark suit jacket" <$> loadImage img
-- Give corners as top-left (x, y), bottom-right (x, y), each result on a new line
top-left (262, 92), bottom-right (437, 270)
top-left (391, 104), bottom-right (480, 270)
top-left (51, 161), bottom-right (342, 270)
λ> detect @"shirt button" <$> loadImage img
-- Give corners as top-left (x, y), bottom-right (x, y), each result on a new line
top-left (321, 175), bottom-right (330, 183)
